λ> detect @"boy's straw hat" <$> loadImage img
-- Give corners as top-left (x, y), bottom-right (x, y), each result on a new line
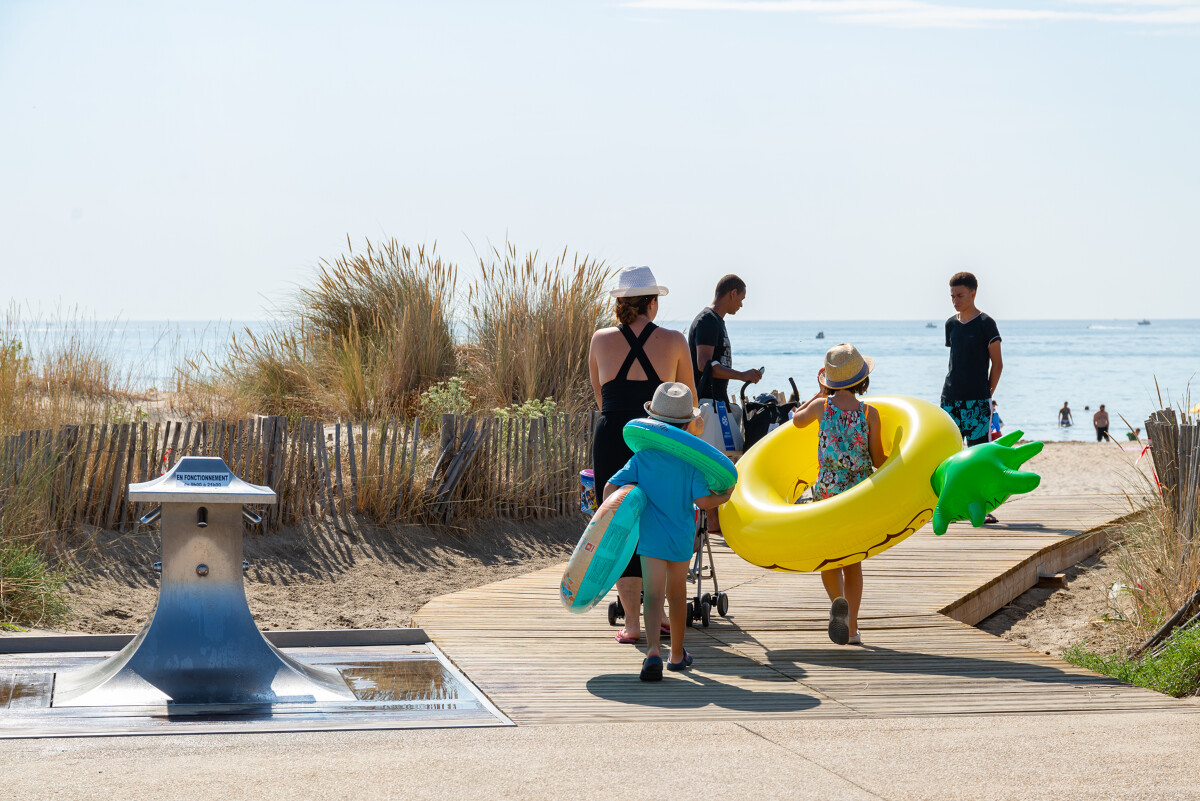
top-left (644, 382), bottom-right (701, 425)
top-left (610, 265), bottom-right (669, 298)
top-left (820, 343), bottom-right (875, 390)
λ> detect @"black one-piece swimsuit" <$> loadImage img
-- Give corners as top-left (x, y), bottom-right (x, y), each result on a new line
top-left (593, 323), bottom-right (662, 580)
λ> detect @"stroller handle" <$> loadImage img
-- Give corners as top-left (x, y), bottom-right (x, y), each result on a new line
top-left (740, 376), bottom-right (801, 407)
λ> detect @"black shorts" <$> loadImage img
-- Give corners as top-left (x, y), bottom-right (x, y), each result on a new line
top-left (1096, 426), bottom-right (1109, 442)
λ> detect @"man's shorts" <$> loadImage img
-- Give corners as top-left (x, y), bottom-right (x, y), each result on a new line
top-left (941, 397), bottom-right (992, 444)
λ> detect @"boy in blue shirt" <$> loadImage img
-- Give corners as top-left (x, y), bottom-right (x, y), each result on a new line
top-left (604, 382), bottom-right (733, 682)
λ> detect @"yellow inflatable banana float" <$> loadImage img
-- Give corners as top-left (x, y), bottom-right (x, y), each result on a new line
top-left (720, 395), bottom-right (1043, 573)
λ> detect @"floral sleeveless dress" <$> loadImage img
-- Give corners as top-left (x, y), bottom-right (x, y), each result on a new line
top-left (812, 400), bottom-right (873, 501)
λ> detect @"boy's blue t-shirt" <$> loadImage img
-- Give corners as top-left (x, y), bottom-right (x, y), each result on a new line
top-left (609, 448), bottom-right (710, 563)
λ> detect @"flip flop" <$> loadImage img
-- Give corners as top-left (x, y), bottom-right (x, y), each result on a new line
top-left (615, 631), bottom-right (640, 644)
top-left (660, 622), bottom-right (671, 636)
top-left (666, 649), bottom-right (693, 671)
top-left (640, 655), bottom-right (664, 682)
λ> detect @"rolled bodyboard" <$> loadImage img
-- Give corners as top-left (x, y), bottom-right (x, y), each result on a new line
top-left (560, 485), bottom-right (646, 612)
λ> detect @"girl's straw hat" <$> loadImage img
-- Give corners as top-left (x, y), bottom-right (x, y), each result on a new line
top-left (610, 265), bottom-right (669, 298)
top-left (644, 382), bottom-right (701, 425)
top-left (820, 343), bottom-right (875, 390)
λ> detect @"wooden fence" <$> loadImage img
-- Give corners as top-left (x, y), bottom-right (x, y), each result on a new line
top-left (0, 412), bottom-right (597, 537)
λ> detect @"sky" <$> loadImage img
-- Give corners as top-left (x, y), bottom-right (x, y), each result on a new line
top-left (1, 0), bottom-right (1198, 322)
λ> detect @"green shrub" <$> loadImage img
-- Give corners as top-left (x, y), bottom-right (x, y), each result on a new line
top-left (417, 376), bottom-right (474, 419)
top-left (1065, 627), bottom-right (1200, 698)
top-left (0, 542), bottom-right (70, 628)
top-left (494, 396), bottom-right (558, 422)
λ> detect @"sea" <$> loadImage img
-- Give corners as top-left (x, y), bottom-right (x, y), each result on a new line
top-left (9, 318), bottom-right (1198, 444)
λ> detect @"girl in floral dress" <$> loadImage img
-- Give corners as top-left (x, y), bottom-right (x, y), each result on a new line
top-left (790, 344), bottom-right (886, 645)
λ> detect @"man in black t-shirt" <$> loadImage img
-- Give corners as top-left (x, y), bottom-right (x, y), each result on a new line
top-left (940, 271), bottom-right (1003, 449)
top-left (689, 274), bottom-right (762, 536)
top-left (688, 274), bottom-right (763, 403)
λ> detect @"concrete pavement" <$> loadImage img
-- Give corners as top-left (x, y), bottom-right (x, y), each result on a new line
top-left (3, 709), bottom-right (1198, 800)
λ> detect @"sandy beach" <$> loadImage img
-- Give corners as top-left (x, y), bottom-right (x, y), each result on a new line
top-left (2, 438), bottom-right (1155, 638)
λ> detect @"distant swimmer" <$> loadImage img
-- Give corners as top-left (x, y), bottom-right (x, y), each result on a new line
top-left (1093, 404), bottom-right (1110, 442)
top-left (1059, 402), bottom-right (1073, 427)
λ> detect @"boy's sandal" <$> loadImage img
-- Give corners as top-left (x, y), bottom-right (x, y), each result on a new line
top-left (666, 649), bottom-right (693, 671)
top-left (640, 655), bottom-right (664, 682)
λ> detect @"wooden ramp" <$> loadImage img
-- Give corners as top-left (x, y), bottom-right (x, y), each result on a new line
top-left (416, 493), bottom-right (1198, 725)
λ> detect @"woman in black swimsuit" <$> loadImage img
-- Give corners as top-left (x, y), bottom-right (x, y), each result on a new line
top-left (588, 266), bottom-right (698, 644)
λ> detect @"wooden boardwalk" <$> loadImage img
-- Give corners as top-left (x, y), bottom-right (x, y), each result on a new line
top-left (416, 493), bottom-right (1199, 724)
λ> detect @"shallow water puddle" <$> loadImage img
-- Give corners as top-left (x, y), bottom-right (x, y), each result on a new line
top-left (0, 643), bottom-right (508, 738)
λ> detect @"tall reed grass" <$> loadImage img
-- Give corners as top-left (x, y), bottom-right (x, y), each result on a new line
top-left (1, 305), bottom-right (142, 438)
top-left (464, 244), bottom-right (612, 413)
top-left (177, 238), bottom-right (459, 421)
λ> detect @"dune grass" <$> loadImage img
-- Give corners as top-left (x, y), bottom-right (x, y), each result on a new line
top-left (177, 239), bottom-right (459, 421)
top-left (1, 305), bottom-right (144, 439)
top-left (464, 243), bottom-right (612, 414)
top-left (174, 238), bottom-right (610, 421)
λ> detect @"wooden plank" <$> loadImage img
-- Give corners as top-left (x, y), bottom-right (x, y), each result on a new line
top-left (71, 424), bottom-right (95, 528)
top-left (118, 421), bottom-right (138, 526)
top-left (317, 421), bottom-right (337, 525)
top-left (103, 424), bottom-right (130, 529)
top-left (334, 423), bottom-right (345, 517)
top-left (409, 418), bottom-right (422, 511)
top-left (346, 422), bottom-right (358, 515)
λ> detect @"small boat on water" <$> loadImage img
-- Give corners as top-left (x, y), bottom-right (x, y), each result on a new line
top-left (815, 331), bottom-right (825, 339)
top-left (925, 322), bottom-right (936, 329)
top-left (1138, 319), bottom-right (1151, 326)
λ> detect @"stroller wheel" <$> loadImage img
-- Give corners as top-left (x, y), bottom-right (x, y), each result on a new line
top-left (608, 600), bottom-right (621, 626)
top-left (701, 600), bottom-right (712, 628)
top-left (701, 592), bottom-right (712, 607)
top-left (686, 601), bottom-right (695, 627)
top-left (717, 592), bottom-right (730, 617)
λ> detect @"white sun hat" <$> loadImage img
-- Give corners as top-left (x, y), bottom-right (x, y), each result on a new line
top-left (610, 265), bottom-right (669, 298)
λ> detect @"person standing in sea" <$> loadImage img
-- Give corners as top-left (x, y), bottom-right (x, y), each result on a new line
top-left (588, 266), bottom-right (698, 645)
top-left (688, 274), bottom-right (762, 535)
top-left (1093, 404), bottom-right (1110, 442)
top-left (1059, 402), bottom-right (1074, 427)
top-left (940, 271), bottom-right (1004, 523)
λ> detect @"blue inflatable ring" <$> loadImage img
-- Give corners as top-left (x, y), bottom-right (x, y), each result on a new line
top-left (622, 418), bottom-right (738, 493)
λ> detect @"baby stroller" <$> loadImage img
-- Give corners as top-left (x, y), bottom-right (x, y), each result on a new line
top-left (607, 507), bottom-right (730, 629)
top-left (740, 377), bottom-right (800, 450)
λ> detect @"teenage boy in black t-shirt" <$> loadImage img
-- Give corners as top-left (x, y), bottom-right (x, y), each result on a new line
top-left (941, 271), bottom-right (1003, 451)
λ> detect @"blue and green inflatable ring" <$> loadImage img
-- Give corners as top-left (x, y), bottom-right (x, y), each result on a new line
top-left (622, 418), bottom-right (738, 493)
